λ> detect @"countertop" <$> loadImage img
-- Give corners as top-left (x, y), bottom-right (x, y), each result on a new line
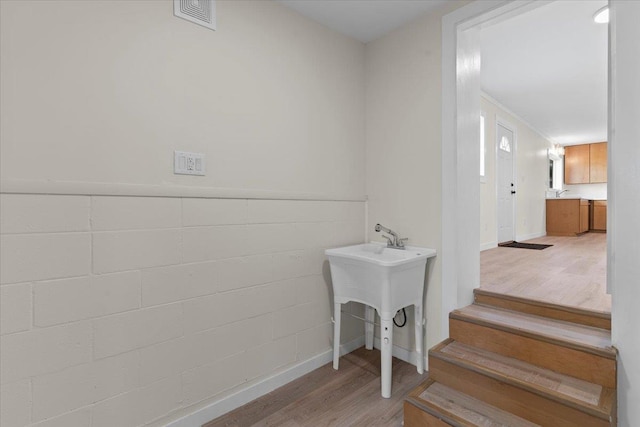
top-left (546, 197), bottom-right (607, 201)
top-left (546, 197), bottom-right (585, 200)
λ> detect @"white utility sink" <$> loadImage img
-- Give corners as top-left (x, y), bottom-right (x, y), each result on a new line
top-left (326, 242), bottom-right (436, 398)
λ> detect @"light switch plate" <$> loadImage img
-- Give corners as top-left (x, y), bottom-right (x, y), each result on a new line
top-left (174, 151), bottom-right (205, 176)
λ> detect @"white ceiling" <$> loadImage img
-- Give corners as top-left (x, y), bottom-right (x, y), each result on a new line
top-left (277, 0), bottom-right (608, 146)
top-left (277, 0), bottom-right (447, 43)
top-left (480, 1), bottom-right (608, 145)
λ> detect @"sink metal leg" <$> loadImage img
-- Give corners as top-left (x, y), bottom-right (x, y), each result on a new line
top-left (414, 303), bottom-right (424, 374)
top-left (380, 316), bottom-right (393, 398)
top-left (333, 302), bottom-right (341, 370)
top-left (364, 305), bottom-right (375, 350)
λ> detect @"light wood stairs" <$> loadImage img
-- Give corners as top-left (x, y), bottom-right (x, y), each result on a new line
top-left (404, 289), bottom-right (617, 427)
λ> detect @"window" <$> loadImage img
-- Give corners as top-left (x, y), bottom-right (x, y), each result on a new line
top-left (499, 135), bottom-right (511, 152)
top-left (480, 113), bottom-right (486, 182)
top-left (548, 151), bottom-right (564, 190)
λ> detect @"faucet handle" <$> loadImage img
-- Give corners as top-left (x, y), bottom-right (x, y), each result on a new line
top-left (398, 237), bottom-right (408, 247)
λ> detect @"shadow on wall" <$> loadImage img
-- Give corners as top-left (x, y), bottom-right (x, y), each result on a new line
top-left (322, 259), bottom-right (334, 312)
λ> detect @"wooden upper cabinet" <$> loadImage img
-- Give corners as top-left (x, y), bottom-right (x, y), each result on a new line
top-left (589, 142), bottom-right (607, 183)
top-left (564, 144), bottom-right (590, 184)
top-left (564, 142), bottom-right (608, 184)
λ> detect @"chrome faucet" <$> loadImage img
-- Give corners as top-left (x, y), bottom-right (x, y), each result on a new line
top-left (375, 224), bottom-right (408, 249)
top-left (556, 189), bottom-right (569, 197)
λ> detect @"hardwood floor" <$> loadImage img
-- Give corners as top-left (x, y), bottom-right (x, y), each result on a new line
top-left (204, 347), bottom-right (427, 427)
top-left (481, 233), bottom-right (610, 312)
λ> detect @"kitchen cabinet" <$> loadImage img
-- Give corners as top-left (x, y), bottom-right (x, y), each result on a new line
top-left (546, 199), bottom-right (590, 236)
top-left (580, 200), bottom-right (589, 233)
top-left (563, 142), bottom-right (608, 184)
top-left (564, 145), bottom-right (590, 184)
top-left (591, 200), bottom-right (607, 231)
top-left (590, 142), bottom-right (607, 183)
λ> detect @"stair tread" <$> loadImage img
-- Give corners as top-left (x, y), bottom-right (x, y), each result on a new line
top-left (417, 380), bottom-right (541, 427)
top-left (437, 340), bottom-right (606, 409)
top-left (473, 289), bottom-right (611, 319)
top-left (453, 304), bottom-right (613, 353)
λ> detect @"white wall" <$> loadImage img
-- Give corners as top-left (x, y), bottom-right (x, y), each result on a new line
top-left (365, 1), bottom-right (467, 357)
top-left (610, 1), bottom-right (640, 425)
top-left (0, 1), bottom-right (367, 426)
top-left (480, 95), bottom-right (553, 248)
top-left (564, 183), bottom-right (607, 200)
top-left (6, 1), bottom-right (636, 426)
top-left (0, 0), bottom-right (365, 200)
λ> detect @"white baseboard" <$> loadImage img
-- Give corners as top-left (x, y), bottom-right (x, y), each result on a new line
top-left (516, 231), bottom-right (546, 242)
top-left (481, 232), bottom-right (547, 251)
top-left (480, 241), bottom-right (498, 251)
top-left (165, 336), bottom-right (365, 427)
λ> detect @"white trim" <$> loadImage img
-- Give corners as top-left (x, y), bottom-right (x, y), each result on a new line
top-left (480, 111), bottom-right (487, 183)
top-left (0, 179), bottom-right (366, 202)
top-left (165, 337), bottom-right (365, 427)
top-left (483, 233), bottom-right (546, 250)
top-left (442, 0), bottom-right (543, 339)
top-left (548, 150), bottom-right (562, 162)
top-left (515, 231), bottom-right (546, 242)
top-left (606, 1), bottom-right (615, 297)
top-left (480, 241), bottom-right (498, 251)
top-left (481, 91), bottom-right (558, 145)
top-left (373, 337), bottom-right (429, 372)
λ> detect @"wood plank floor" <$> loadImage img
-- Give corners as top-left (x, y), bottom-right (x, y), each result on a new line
top-left (481, 233), bottom-right (610, 313)
top-left (204, 347), bottom-right (427, 427)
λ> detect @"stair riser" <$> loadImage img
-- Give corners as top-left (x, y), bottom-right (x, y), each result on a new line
top-left (429, 356), bottom-right (611, 427)
top-left (404, 401), bottom-right (461, 427)
top-left (449, 318), bottom-right (616, 388)
top-left (474, 293), bottom-right (611, 330)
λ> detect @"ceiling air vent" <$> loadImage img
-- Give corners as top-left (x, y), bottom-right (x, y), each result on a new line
top-left (174, 0), bottom-right (216, 31)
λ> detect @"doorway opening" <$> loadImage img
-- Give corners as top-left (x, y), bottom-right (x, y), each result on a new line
top-left (441, 0), bottom-right (611, 338)
top-left (477, 1), bottom-right (609, 313)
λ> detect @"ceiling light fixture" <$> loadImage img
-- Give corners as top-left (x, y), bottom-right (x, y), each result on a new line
top-left (593, 6), bottom-right (609, 24)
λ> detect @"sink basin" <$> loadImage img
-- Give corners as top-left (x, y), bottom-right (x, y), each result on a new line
top-left (326, 242), bottom-right (436, 398)
top-left (325, 243), bottom-right (436, 314)
top-left (325, 242), bottom-right (434, 267)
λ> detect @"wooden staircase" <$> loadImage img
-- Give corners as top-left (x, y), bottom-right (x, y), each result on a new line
top-left (404, 289), bottom-right (617, 427)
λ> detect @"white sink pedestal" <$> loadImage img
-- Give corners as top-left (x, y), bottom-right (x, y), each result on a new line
top-left (326, 243), bottom-right (436, 398)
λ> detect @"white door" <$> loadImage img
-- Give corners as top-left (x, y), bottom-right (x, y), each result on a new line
top-left (497, 122), bottom-right (515, 244)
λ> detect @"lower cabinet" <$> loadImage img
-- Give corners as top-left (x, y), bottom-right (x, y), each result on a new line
top-left (546, 199), bottom-right (591, 236)
top-left (580, 200), bottom-right (590, 233)
top-left (591, 200), bottom-right (607, 231)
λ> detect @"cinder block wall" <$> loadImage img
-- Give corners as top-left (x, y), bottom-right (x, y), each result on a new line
top-left (0, 0), bottom-right (369, 424)
top-left (0, 195), bottom-right (365, 426)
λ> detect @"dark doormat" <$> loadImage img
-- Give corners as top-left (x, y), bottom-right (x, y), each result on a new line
top-left (498, 241), bottom-right (553, 250)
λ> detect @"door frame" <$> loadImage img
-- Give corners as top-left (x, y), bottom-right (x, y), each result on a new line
top-left (442, 2), bottom-right (637, 425)
top-left (441, 0), bottom-right (554, 337)
top-left (495, 116), bottom-right (517, 244)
